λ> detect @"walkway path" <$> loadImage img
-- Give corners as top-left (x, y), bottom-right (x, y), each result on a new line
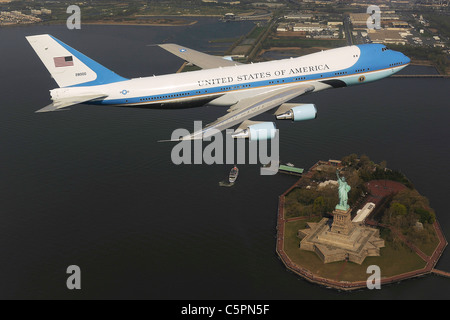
top-left (432, 269), bottom-right (450, 278)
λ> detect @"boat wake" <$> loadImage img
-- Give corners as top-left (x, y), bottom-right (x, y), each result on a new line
top-left (219, 180), bottom-right (234, 187)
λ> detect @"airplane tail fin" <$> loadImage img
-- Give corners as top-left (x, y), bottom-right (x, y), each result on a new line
top-left (26, 34), bottom-right (127, 88)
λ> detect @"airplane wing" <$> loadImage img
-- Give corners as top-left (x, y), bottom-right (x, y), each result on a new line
top-left (158, 43), bottom-right (242, 69)
top-left (35, 93), bottom-right (108, 113)
top-left (170, 83), bottom-right (315, 141)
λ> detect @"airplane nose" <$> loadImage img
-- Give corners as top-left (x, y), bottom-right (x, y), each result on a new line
top-left (399, 51), bottom-right (411, 64)
top-left (395, 51), bottom-right (410, 65)
top-left (404, 54), bottom-right (411, 64)
top-left (400, 51), bottom-right (410, 64)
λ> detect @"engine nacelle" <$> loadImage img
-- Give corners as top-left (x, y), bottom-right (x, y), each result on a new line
top-left (231, 121), bottom-right (277, 141)
top-left (275, 103), bottom-right (317, 121)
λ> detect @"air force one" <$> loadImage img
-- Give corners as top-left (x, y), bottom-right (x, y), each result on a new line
top-left (26, 34), bottom-right (410, 141)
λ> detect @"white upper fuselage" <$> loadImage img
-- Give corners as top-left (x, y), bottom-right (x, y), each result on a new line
top-left (50, 44), bottom-right (410, 108)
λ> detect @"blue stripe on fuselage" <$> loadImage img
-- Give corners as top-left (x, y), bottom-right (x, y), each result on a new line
top-left (91, 44), bottom-right (409, 106)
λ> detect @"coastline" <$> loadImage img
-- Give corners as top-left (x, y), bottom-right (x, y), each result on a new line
top-left (83, 20), bottom-right (198, 27)
top-left (0, 19), bottom-right (199, 28)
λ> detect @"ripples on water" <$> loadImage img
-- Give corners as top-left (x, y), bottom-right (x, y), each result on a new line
top-left (0, 20), bottom-right (449, 299)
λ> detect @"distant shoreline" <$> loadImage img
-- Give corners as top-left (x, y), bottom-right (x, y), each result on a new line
top-left (84, 19), bottom-right (198, 27)
top-left (0, 18), bottom-right (199, 28)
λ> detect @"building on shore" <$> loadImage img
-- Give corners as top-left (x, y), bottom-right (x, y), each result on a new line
top-left (284, 13), bottom-right (314, 21)
top-left (0, 10), bottom-right (42, 25)
top-left (293, 23), bottom-right (324, 32)
top-left (277, 22), bottom-right (290, 32)
top-left (348, 13), bottom-right (370, 28)
top-left (352, 202), bottom-right (375, 224)
top-left (368, 29), bottom-right (407, 45)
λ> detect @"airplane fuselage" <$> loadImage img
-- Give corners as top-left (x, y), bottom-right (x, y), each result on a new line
top-left (51, 43), bottom-right (410, 109)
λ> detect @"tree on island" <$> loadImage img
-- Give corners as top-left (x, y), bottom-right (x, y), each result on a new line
top-left (341, 154), bottom-right (413, 189)
top-left (415, 207), bottom-right (435, 224)
top-left (382, 189), bottom-right (437, 249)
top-left (313, 196), bottom-right (326, 216)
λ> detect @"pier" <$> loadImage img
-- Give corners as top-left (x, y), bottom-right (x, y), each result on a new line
top-left (432, 269), bottom-right (450, 278)
top-left (278, 164), bottom-right (304, 176)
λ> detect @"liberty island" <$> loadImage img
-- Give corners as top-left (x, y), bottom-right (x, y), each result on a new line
top-left (276, 156), bottom-right (448, 290)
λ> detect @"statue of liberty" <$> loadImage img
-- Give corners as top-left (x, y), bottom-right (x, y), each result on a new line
top-left (336, 170), bottom-right (351, 211)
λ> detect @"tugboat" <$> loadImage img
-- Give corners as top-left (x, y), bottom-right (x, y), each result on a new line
top-left (229, 165), bottom-right (239, 183)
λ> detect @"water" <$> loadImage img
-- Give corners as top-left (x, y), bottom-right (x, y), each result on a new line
top-left (0, 19), bottom-right (449, 299)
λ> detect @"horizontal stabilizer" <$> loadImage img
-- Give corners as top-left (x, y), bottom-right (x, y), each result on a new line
top-left (35, 93), bottom-right (107, 113)
top-left (35, 103), bottom-right (70, 113)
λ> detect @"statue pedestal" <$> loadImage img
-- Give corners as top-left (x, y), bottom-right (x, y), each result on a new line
top-left (297, 171), bottom-right (384, 264)
top-left (330, 208), bottom-right (353, 235)
top-left (298, 210), bottom-right (385, 264)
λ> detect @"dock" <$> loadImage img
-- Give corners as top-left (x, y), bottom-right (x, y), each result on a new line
top-left (432, 269), bottom-right (450, 278)
top-left (278, 164), bottom-right (304, 176)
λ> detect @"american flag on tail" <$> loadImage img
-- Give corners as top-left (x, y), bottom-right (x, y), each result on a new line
top-left (53, 56), bottom-right (74, 67)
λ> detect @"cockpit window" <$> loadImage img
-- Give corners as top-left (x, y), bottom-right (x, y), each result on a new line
top-left (382, 47), bottom-right (389, 52)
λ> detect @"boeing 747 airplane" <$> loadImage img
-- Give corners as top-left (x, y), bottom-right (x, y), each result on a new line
top-left (26, 34), bottom-right (410, 141)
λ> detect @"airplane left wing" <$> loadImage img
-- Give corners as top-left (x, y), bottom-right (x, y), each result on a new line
top-left (170, 84), bottom-right (315, 141)
top-left (158, 43), bottom-right (242, 69)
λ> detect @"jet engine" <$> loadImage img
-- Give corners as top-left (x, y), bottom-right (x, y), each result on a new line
top-left (275, 103), bottom-right (317, 121)
top-left (231, 121), bottom-right (277, 141)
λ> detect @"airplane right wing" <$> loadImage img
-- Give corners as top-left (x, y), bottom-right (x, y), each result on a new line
top-left (158, 43), bottom-right (242, 69)
top-left (35, 93), bottom-right (108, 113)
top-left (168, 83), bottom-right (315, 141)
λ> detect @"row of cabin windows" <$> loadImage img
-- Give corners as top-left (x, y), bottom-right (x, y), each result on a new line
top-left (220, 84), bottom-right (251, 91)
top-left (139, 92), bottom-right (193, 102)
top-left (268, 80), bottom-right (285, 84)
top-left (139, 90), bottom-right (226, 102)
